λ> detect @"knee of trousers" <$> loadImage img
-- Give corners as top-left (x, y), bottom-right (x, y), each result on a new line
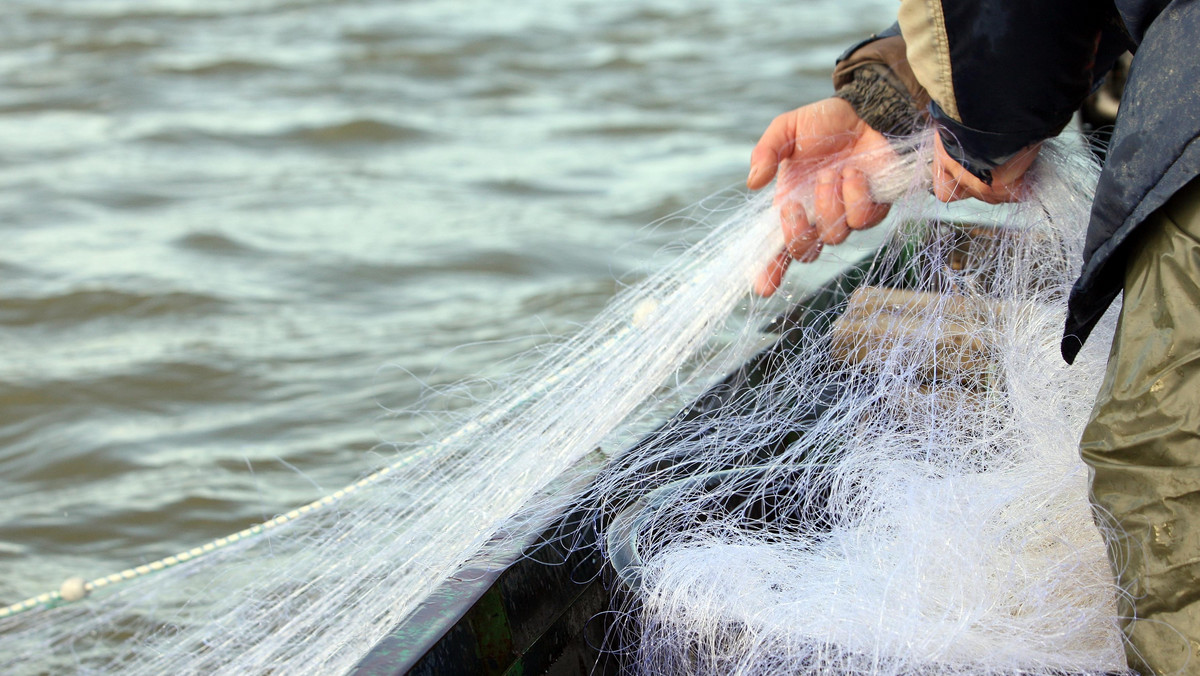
top-left (1081, 175), bottom-right (1200, 672)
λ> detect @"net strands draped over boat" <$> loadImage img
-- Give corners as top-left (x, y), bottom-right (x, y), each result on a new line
top-left (596, 135), bottom-right (1125, 674)
top-left (0, 130), bottom-right (1123, 674)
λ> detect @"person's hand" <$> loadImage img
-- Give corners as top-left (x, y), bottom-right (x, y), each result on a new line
top-left (932, 132), bottom-right (1040, 204)
top-left (747, 97), bottom-right (896, 296)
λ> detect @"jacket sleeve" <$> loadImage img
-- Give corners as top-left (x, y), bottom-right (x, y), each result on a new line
top-left (832, 23), bottom-right (931, 140)
top-left (896, 0), bottom-right (1130, 183)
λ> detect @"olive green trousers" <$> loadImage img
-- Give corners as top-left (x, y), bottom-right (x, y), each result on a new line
top-left (1082, 176), bottom-right (1200, 675)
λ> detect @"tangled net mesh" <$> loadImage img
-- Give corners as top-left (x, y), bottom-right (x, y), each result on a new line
top-left (596, 131), bottom-right (1124, 675)
top-left (0, 126), bottom-right (1123, 675)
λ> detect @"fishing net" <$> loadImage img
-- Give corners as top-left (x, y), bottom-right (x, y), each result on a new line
top-left (598, 133), bottom-right (1125, 675)
top-left (0, 126), bottom-right (1124, 674)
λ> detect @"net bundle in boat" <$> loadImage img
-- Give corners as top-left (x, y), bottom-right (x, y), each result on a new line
top-left (595, 133), bottom-right (1125, 674)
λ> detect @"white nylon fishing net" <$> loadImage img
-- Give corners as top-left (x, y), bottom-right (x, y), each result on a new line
top-left (0, 127), bottom-right (1124, 675)
top-left (597, 132), bottom-right (1125, 674)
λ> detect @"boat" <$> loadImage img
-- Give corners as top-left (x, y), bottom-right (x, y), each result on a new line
top-left (352, 216), bottom-right (1128, 675)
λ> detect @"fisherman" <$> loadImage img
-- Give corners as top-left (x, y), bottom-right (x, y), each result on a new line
top-left (747, 2), bottom-right (1200, 673)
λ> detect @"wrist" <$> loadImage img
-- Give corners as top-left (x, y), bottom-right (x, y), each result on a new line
top-left (834, 64), bottom-right (925, 139)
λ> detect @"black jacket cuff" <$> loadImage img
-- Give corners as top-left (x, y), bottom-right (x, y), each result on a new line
top-left (931, 102), bottom-right (1063, 185)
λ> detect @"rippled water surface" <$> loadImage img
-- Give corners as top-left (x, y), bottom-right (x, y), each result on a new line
top-left (0, 0), bottom-right (893, 612)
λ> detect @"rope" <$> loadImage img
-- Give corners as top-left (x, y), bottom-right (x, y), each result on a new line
top-left (0, 464), bottom-right (398, 619)
top-left (0, 317), bottom-right (637, 621)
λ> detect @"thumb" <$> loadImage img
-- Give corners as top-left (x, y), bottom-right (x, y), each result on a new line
top-left (748, 113), bottom-right (797, 190)
top-left (748, 99), bottom-right (860, 190)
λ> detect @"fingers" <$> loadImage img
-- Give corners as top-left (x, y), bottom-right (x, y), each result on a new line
top-left (842, 166), bottom-right (890, 230)
top-left (932, 154), bottom-right (968, 202)
top-left (931, 133), bottom-right (982, 202)
top-left (753, 201), bottom-right (820, 297)
top-left (932, 133), bottom-right (1039, 204)
top-left (748, 112), bottom-right (797, 190)
top-left (811, 166), bottom-right (888, 243)
top-left (782, 200), bottom-right (821, 262)
top-left (778, 162), bottom-right (886, 251)
top-left (814, 168), bottom-right (849, 245)
top-left (772, 159), bottom-right (800, 208)
top-left (753, 250), bottom-right (791, 297)
top-left (992, 142), bottom-right (1040, 198)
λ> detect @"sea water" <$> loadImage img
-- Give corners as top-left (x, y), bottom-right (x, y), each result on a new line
top-left (0, 0), bottom-right (895, 663)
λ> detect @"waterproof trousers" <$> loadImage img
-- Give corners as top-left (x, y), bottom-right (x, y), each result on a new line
top-left (1081, 175), bottom-right (1200, 675)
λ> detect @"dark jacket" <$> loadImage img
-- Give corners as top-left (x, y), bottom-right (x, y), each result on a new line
top-left (1068, 0), bottom-right (1200, 362)
top-left (835, 0), bottom-right (1200, 363)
